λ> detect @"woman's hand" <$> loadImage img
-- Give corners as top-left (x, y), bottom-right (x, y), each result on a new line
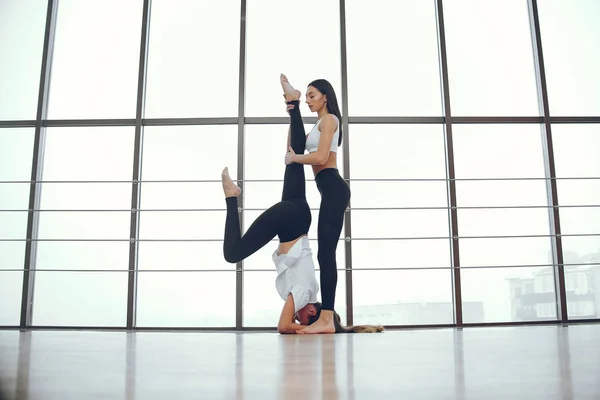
top-left (285, 100), bottom-right (295, 114)
top-left (285, 146), bottom-right (296, 165)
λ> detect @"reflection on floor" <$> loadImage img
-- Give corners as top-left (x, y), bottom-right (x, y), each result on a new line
top-left (0, 324), bottom-right (598, 399)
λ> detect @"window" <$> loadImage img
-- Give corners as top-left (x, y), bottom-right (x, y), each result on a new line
top-left (0, 128), bottom-right (34, 325)
top-left (349, 124), bottom-right (446, 179)
top-left (553, 124), bottom-right (600, 265)
top-left (567, 300), bottom-right (596, 318)
top-left (534, 273), bottom-right (554, 293)
top-left (345, 0), bottom-right (441, 116)
top-left (537, 1), bottom-right (600, 115)
top-left (536, 302), bottom-right (555, 318)
top-left (47, 0), bottom-right (143, 118)
top-left (444, 0), bottom-right (539, 116)
top-left (137, 125), bottom-right (238, 326)
top-left (32, 127), bottom-right (134, 326)
top-left (144, 0), bottom-right (241, 118)
top-left (353, 269), bottom-right (454, 325)
top-left (136, 271), bottom-right (236, 327)
top-left (462, 267), bottom-right (557, 323)
top-left (0, 0), bottom-right (48, 120)
top-left (454, 124), bottom-right (551, 266)
top-left (245, 0), bottom-right (341, 117)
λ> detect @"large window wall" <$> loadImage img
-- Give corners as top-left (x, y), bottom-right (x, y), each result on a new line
top-left (1, 0), bottom-right (599, 329)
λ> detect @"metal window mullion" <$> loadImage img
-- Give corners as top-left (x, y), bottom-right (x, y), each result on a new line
top-left (127, 0), bottom-right (152, 330)
top-left (236, 0), bottom-right (247, 331)
top-left (435, 0), bottom-right (462, 327)
top-left (528, 0), bottom-right (567, 322)
top-left (339, 0), bottom-right (354, 326)
top-left (20, 0), bottom-right (59, 328)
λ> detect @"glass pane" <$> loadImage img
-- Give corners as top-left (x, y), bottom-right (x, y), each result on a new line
top-left (243, 270), bottom-right (346, 327)
top-left (37, 212), bottom-right (130, 240)
top-left (145, 0), bottom-right (240, 117)
top-left (0, 0), bottom-right (47, 120)
top-left (47, 0), bottom-right (143, 118)
top-left (245, 0), bottom-right (340, 117)
top-left (352, 239), bottom-right (450, 270)
top-left (0, 212), bottom-right (28, 239)
top-left (36, 241), bottom-right (129, 270)
top-left (352, 269), bottom-right (454, 325)
top-left (0, 128), bottom-right (35, 180)
top-left (32, 271), bottom-right (128, 326)
top-left (39, 183), bottom-right (131, 210)
top-left (444, 0), bottom-right (539, 115)
top-left (42, 127), bottom-right (135, 181)
top-left (538, 1), bottom-right (600, 115)
top-left (346, 0), bottom-right (441, 116)
top-left (0, 241), bottom-right (26, 270)
top-left (0, 128), bottom-right (34, 294)
top-left (458, 208), bottom-right (551, 237)
top-left (456, 180), bottom-right (549, 207)
top-left (559, 208), bottom-right (600, 235)
top-left (136, 271), bottom-right (235, 327)
top-left (139, 211), bottom-right (224, 240)
top-left (351, 209), bottom-right (449, 238)
top-left (453, 125), bottom-right (546, 179)
top-left (462, 266), bottom-right (557, 323)
top-left (562, 237), bottom-right (600, 267)
top-left (0, 183), bottom-right (31, 211)
top-left (0, 239), bottom-right (26, 326)
top-left (142, 126), bottom-right (238, 181)
top-left (552, 124), bottom-right (600, 178)
top-left (459, 237), bottom-right (553, 267)
top-left (245, 125), bottom-right (343, 180)
top-left (565, 265), bottom-right (599, 320)
top-left (556, 180), bottom-right (600, 207)
top-left (140, 182), bottom-right (224, 210)
top-left (349, 125), bottom-right (446, 179)
top-left (350, 181), bottom-right (448, 209)
top-left (138, 241), bottom-right (232, 271)
top-left (0, 271), bottom-right (23, 325)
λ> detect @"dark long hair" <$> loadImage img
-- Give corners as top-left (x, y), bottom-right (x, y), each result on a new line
top-left (307, 79), bottom-right (343, 146)
top-left (308, 302), bottom-right (384, 334)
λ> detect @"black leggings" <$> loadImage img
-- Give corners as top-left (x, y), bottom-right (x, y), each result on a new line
top-left (316, 168), bottom-right (350, 311)
top-left (223, 100), bottom-right (311, 263)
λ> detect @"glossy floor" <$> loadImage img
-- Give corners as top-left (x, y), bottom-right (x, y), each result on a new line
top-left (0, 324), bottom-right (598, 400)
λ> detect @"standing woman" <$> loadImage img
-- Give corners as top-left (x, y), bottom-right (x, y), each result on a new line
top-left (283, 77), bottom-right (350, 334)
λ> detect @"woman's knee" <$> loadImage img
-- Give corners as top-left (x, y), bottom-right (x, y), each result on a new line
top-left (224, 248), bottom-right (241, 264)
top-left (317, 249), bottom-right (336, 267)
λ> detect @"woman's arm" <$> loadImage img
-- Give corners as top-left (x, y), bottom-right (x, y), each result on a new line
top-left (277, 294), bottom-right (306, 334)
top-left (289, 114), bottom-right (336, 166)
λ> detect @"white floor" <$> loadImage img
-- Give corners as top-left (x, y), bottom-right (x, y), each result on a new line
top-left (0, 324), bottom-right (599, 400)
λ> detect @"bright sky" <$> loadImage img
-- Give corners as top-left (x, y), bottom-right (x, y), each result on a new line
top-left (0, 0), bottom-right (599, 327)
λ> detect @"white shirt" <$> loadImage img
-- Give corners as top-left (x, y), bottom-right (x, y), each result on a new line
top-left (272, 236), bottom-right (320, 313)
top-left (305, 115), bottom-right (340, 154)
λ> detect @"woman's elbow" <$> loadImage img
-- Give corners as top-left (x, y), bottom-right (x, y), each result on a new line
top-left (318, 153), bottom-right (329, 165)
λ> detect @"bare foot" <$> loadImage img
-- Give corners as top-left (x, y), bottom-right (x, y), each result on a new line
top-left (221, 167), bottom-right (241, 198)
top-left (297, 311), bottom-right (335, 334)
top-left (280, 74), bottom-right (301, 102)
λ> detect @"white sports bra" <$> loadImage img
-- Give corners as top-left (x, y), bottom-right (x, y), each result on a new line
top-left (305, 115), bottom-right (340, 153)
